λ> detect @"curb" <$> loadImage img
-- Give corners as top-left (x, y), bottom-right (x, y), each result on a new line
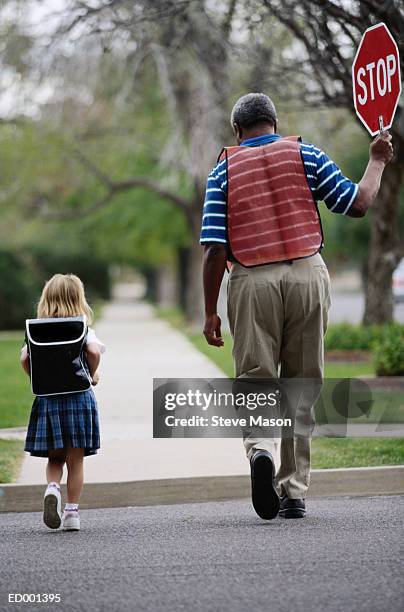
top-left (0, 427), bottom-right (26, 441)
top-left (1, 466), bottom-right (404, 513)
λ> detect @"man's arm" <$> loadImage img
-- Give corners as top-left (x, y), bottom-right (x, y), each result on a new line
top-left (347, 131), bottom-right (393, 218)
top-left (203, 243), bottom-right (227, 347)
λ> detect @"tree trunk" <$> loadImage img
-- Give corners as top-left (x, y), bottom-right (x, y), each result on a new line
top-left (177, 247), bottom-right (190, 312)
top-left (183, 203), bottom-right (205, 325)
top-left (155, 265), bottom-right (177, 307)
top-left (184, 240), bottom-right (204, 325)
top-left (143, 267), bottom-right (158, 303)
top-left (172, 197), bottom-right (206, 325)
top-left (363, 157), bottom-right (404, 325)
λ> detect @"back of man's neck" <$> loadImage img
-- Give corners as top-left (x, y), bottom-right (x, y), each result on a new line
top-left (241, 127), bottom-right (275, 141)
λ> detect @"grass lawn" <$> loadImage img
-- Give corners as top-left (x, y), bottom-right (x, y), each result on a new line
top-left (156, 307), bottom-right (375, 379)
top-left (0, 332), bottom-right (32, 428)
top-left (0, 333), bottom-right (32, 482)
top-left (0, 302), bottom-right (104, 429)
top-left (187, 331), bottom-right (375, 379)
top-left (188, 331), bottom-right (404, 424)
top-left (157, 306), bottom-right (404, 468)
top-left (0, 307), bottom-right (105, 483)
top-left (311, 438), bottom-right (404, 468)
top-left (0, 440), bottom-right (25, 483)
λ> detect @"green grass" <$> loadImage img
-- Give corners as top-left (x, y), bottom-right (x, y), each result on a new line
top-left (323, 361), bottom-right (373, 377)
top-left (189, 332), bottom-right (375, 378)
top-left (156, 307), bottom-right (375, 379)
top-left (92, 300), bottom-right (105, 323)
top-left (0, 307), bottom-right (106, 483)
top-left (189, 332), bottom-right (235, 377)
top-left (0, 302), bottom-right (105, 429)
top-left (0, 440), bottom-right (25, 483)
top-left (157, 306), bottom-right (404, 468)
top-left (188, 332), bottom-right (373, 378)
top-left (311, 438), bottom-right (404, 468)
top-left (157, 307), bottom-right (404, 423)
top-left (189, 330), bottom-right (404, 423)
top-left (316, 386), bottom-right (404, 425)
top-left (0, 333), bottom-right (32, 428)
top-left (1, 309), bottom-right (402, 478)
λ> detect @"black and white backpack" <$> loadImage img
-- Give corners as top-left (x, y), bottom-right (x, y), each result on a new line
top-left (25, 316), bottom-right (91, 396)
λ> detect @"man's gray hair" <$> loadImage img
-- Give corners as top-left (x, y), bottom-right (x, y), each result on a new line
top-left (230, 93), bottom-right (277, 129)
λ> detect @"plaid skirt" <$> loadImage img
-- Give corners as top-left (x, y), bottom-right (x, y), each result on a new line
top-left (25, 388), bottom-right (100, 457)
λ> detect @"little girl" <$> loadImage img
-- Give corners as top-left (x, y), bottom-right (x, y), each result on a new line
top-left (20, 274), bottom-right (105, 531)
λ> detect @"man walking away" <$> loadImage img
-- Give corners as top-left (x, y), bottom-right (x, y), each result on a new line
top-left (201, 93), bottom-right (393, 520)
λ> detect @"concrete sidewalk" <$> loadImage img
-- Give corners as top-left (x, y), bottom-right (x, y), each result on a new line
top-left (13, 283), bottom-right (404, 491)
top-left (17, 284), bottom-right (248, 484)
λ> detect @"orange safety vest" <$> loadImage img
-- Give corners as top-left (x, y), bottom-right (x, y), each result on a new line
top-left (218, 136), bottom-right (323, 267)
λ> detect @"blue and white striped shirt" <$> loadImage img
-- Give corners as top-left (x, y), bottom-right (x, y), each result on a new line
top-left (200, 133), bottom-right (358, 244)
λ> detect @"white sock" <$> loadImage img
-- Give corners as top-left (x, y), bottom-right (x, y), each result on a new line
top-left (65, 503), bottom-right (79, 511)
top-left (47, 482), bottom-right (60, 490)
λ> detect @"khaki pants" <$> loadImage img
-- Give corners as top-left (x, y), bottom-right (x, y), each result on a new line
top-left (227, 253), bottom-right (331, 499)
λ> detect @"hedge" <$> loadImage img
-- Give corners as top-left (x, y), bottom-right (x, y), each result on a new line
top-left (0, 250), bottom-right (38, 329)
top-left (325, 322), bottom-right (404, 352)
top-left (325, 322), bottom-right (404, 376)
top-left (0, 248), bottom-right (111, 330)
top-left (373, 327), bottom-right (404, 376)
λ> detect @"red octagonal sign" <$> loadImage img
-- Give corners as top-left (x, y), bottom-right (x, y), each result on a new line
top-left (352, 22), bottom-right (401, 136)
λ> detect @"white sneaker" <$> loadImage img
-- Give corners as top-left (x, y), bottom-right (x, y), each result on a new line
top-left (62, 510), bottom-right (80, 531)
top-left (43, 484), bottom-right (62, 529)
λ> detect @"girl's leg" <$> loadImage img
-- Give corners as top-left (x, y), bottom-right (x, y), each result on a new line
top-left (46, 449), bottom-right (66, 485)
top-left (44, 450), bottom-right (65, 529)
top-left (65, 448), bottom-right (85, 503)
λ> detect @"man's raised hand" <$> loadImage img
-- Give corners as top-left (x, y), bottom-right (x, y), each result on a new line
top-left (370, 131), bottom-right (393, 166)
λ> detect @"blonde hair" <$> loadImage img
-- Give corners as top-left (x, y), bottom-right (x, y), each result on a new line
top-left (37, 274), bottom-right (93, 324)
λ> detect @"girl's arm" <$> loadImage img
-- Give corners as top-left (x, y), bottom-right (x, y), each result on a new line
top-left (20, 346), bottom-right (30, 376)
top-left (86, 343), bottom-right (101, 384)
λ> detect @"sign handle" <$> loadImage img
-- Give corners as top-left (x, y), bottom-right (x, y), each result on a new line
top-left (378, 115), bottom-right (384, 134)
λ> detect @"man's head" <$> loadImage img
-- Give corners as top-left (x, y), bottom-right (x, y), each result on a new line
top-left (230, 93), bottom-right (277, 144)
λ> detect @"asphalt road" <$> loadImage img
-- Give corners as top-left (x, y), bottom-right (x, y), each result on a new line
top-left (329, 293), bottom-right (404, 324)
top-left (0, 497), bottom-right (403, 612)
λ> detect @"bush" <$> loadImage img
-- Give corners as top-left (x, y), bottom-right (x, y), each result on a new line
top-left (29, 247), bottom-right (111, 302)
top-left (373, 328), bottom-right (404, 376)
top-left (0, 250), bottom-right (38, 329)
top-left (0, 247), bottom-right (111, 330)
top-left (325, 322), bottom-right (404, 352)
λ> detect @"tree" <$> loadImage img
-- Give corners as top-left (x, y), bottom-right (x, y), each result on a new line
top-left (4, 0), bottom-right (399, 325)
top-left (14, 0), bottom-right (294, 322)
top-left (261, 0), bottom-right (404, 324)
top-left (36, 0), bottom-right (241, 322)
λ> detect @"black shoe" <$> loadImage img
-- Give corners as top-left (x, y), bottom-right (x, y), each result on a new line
top-left (279, 496), bottom-right (306, 519)
top-left (250, 450), bottom-right (280, 520)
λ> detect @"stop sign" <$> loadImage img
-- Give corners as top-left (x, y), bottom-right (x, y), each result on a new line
top-left (352, 22), bottom-right (401, 136)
